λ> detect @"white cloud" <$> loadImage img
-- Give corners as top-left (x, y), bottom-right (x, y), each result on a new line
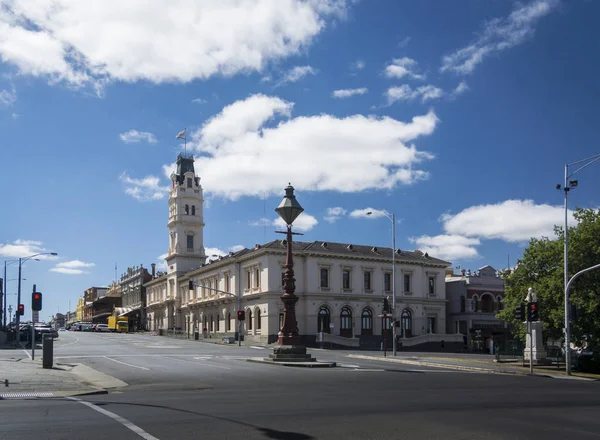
top-left (0, 239), bottom-right (58, 259)
top-left (409, 235), bottom-right (481, 261)
top-left (276, 65), bottom-right (317, 86)
top-left (11, 112), bottom-right (20, 119)
top-left (349, 208), bottom-right (389, 219)
top-left (119, 130), bottom-right (157, 144)
top-left (230, 245), bottom-right (245, 253)
top-left (0, 86), bottom-right (16, 105)
top-left (350, 59), bottom-right (365, 70)
top-left (451, 81), bottom-right (469, 98)
top-left (205, 244), bottom-right (247, 261)
top-left (384, 57), bottom-right (424, 80)
top-left (332, 87), bottom-right (367, 98)
top-left (398, 36), bottom-right (411, 48)
top-left (324, 207), bottom-right (347, 223)
top-left (249, 218), bottom-right (272, 227)
top-left (49, 259), bottom-right (95, 275)
top-left (440, 0), bottom-right (557, 75)
top-left (274, 212), bottom-right (318, 232)
top-left (386, 84), bottom-right (444, 104)
top-left (441, 199), bottom-right (577, 243)
top-left (119, 173), bottom-right (169, 201)
top-left (156, 253), bottom-right (168, 271)
top-left (0, 1), bottom-right (347, 90)
top-left (192, 98), bottom-right (207, 104)
top-left (175, 94), bottom-right (437, 200)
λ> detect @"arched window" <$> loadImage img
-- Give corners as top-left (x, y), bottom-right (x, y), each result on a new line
top-left (340, 306), bottom-right (352, 338)
top-left (256, 308), bottom-right (261, 331)
top-left (191, 205), bottom-right (196, 216)
top-left (361, 308), bottom-right (373, 336)
top-left (472, 295), bottom-right (479, 312)
top-left (480, 294), bottom-right (493, 313)
top-left (401, 309), bottom-right (412, 338)
top-left (184, 204), bottom-right (189, 215)
top-left (226, 312), bottom-right (231, 331)
top-left (317, 306), bottom-right (331, 334)
top-left (460, 296), bottom-right (466, 313)
top-left (247, 309), bottom-right (253, 331)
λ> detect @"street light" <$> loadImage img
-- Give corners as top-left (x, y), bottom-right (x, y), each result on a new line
top-left (275, 184), bottom-right (304, 347)
top-left (15, 252), bottom-right (58, 333)
top-left (366, 210), bottom-right (398, 356)
top-left (557, 153), bottom-right (600, 375)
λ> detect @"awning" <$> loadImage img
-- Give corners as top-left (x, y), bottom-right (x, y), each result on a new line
top-left (114, 306), bottom-right (139, 317)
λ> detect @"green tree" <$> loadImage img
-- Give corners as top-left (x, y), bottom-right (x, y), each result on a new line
top-left (498, 208), bottom-right (600, 351)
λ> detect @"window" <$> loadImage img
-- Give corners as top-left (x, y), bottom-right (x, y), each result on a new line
top-left (427, 317), bottom-right (437, 334)
top-left (210, 316), bottom-right (214, 332)
top-left (342, 270), bottom-right (351, 289)
top-left (361, 308), bottom-right (373, 336)
top-left (255, 269), bottom-right (260, 287)
top-left (384, 273), bottom-right (391, 292)
top-left (184, 204), bottom-right (189, 215)
top-left (320, 268), bottom-right (329, 288)
top-left (246, 271), bottom-right (251, 289)
top-left (226, 312), bottom-right (231, 331)
top-left (256, 308), bottom-right (261, 330)
top-left (460, 296), bottom-right (466, 313)
top-left (187, 235), bottom-right (194, 250)
top-left (215, 315), bottom-right (220, 332)
top-left (403, 274), bottom-right (411, 293)
top-left (191, 205), bottom-right (195, 215)
top-left (340, 306), bottom-right (352, 337)
top-left (208, 280), bottom-right (212, 296)
top-left (317, 306), bottom-right (331, 333)
top-left (225, 274), bottom-right (230, 293)
top-left (187, 177), bottom-right (192, 188)
top-left (472, 296), bottom-right (479, 312)
top-left (363, 271), bottom-right (372, 291)
top-left (428, 276), bottom-right (435, 295)
top-left (401, 309), bottom-right (412, 338)
top-left (247, 310), bottom-right (252, 331)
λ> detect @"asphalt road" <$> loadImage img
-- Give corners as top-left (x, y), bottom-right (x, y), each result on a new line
top-left (1, 331), bottom-right (599, 440)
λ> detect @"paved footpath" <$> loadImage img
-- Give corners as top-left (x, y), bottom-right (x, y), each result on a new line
top-left (0, 346), bottom-right (123, 399)
top-left (348, 352), bottom-right (598, 380)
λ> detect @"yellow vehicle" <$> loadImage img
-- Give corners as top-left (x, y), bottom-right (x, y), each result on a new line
top-left (107, 316), bottom-right (129, 333)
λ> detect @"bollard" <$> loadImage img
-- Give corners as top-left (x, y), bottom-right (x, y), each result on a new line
top-left (42, 334), bottom-right (53, 369)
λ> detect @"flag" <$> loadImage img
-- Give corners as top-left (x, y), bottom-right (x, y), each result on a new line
top-left (176, 129), bottom-right (186, 140)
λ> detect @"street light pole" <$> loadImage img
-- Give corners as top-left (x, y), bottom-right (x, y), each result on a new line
top-left (560, 153), bottom-right (600, 375)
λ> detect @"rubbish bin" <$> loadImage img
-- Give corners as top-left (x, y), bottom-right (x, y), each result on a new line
top-left (42, 334), bottom-right (53, 369)
top-left (194, 331), bottom-right (199, 340)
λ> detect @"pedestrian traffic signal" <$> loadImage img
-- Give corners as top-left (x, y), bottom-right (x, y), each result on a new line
top-left (514, 303), bottom-right (525, 321)
top-left (527, 302), bottom-right (539, 322)
top-left (237, 310), bottom-right (245, 321)
top-left (18, 304), bottom-right (25, 316)
top-left (32, 292), bottom-right (42, 311)
top-left (382, 297), bottom-right (390, 313)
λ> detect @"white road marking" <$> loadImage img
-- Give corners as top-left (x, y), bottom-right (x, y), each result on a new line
top-left (249, 346), bottom-right (266, 350)
top-left (68, 397), bottom-right (160, 440)
top-left (163, 356), bottom-right (231, 370)
top-left (103, 356), bottom-right (150, 371)
top-left (337, 363), bottom-right (360, 368)
top-left (21, 349), bottom-right (32, 360)
top-left (56, 336), bottom-right (80, 348)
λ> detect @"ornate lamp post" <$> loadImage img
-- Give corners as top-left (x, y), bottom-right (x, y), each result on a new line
top-left (275, 184), bottom-right (304, 346)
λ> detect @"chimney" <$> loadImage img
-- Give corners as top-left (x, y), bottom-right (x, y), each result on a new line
top-left (151, 263), bottom-right (156, 278)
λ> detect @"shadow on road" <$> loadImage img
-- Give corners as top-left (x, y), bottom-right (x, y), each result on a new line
top-left (91, 400), bottom-right (314, 439)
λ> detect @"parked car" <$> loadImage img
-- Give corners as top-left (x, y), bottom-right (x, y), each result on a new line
top-left (95, 324), bottom-right (110, 332)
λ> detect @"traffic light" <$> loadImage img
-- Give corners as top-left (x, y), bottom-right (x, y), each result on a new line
top-left (237, 310), bottom-right (245, 321)
top-left (382, 297), bottom-right (390, 313)
top-left (18, 304), bottom-right (25, 316)
top-left (32, 292), bottom-right (42, 311)
top-left (527, 302), bottom-right (539, 322)
top-left (570, 304), bottom-right (578, 322)
top-left (514, 303), bottom-right (525, 321)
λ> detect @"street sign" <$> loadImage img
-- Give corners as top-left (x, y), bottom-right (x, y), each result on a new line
top-left (377, 313), bottom-right (393, 318)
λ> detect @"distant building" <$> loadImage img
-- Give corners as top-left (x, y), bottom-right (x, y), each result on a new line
top-left (92, 282), bottom-right (122, 324)
top-left (52, 313), bottom-right (65, 329)
top-left (117, 265), bottom-right (152, 331)
top-left (75, 296), bottom-right (84, 322)
top-left (83, 287), bottom-right (108, 323)
top-left (445, 266), bottom-right (508, 353)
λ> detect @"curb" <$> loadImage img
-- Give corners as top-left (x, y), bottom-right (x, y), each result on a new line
top-left (247, 358), bottom-right (337, 368)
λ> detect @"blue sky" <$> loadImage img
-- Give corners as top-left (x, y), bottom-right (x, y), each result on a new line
top-left (1, 0), bottom-right (599, 321)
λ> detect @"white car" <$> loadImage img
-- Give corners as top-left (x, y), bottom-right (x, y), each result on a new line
top-left (95, 324), bottom-right (110, 332)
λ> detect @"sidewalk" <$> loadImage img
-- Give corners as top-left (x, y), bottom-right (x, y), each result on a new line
top-left (348, 352), bottom-right (598, 381)
top-left (0, 350), bottom-right (126, 399)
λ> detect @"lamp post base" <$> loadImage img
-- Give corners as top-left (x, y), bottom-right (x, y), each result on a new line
top-left (269, 345), bottom-right (315, 363)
